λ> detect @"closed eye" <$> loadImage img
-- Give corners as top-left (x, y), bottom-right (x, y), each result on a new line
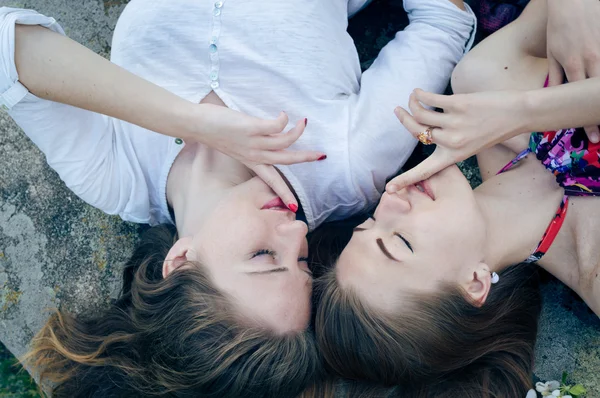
top-left (252, 249), bottom-right (276, 259)
top-left (353, 217), bottom-right (413, 255)
top-left (395, 233), bottom-right (413, 253)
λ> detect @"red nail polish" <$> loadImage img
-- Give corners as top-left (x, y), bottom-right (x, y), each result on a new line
top-left (288, 204), bottom-right (298, 213)
top-left (318, 155), bottom-right (327, 161)
top-left (304, 118), bottom-right (308, 126)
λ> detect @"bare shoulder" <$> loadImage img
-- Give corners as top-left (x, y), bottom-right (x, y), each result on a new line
top-left (571, 197), bottom-right (600, 316)
top-left (544, 196), bottom-right (600, 317)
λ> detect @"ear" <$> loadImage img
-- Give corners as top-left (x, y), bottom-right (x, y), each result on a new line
top-left (162, 236), bottom-right (195, 279)
top-left (463, 263), bottom-right (492, 307)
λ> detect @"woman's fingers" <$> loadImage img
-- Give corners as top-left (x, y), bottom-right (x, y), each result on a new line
top-left (560, 64), bottom-right (600, 143)
top-left (584, 125), bottom-right (600, 143)
top-left (408, 92), bottom-right (445, 127)
top-left (547, 54), bottom-right (565, 87)
top-left (262, 111), bottom-right (289, 135)
top-left (258, 118), bottom-right (306, 150)
top-left (390, 105), bottom-right (455, 192)
top-left (394, 106), bottom-right (427, 137)
top-left (564, 59), bottom-right (586, 85)
top-left (385, 150), bottom-right (452, 194)
top-left (263, 149), bottom-right (325, 165)
top-left (249, 117), bottom-right (324, 165)
top-left (250, 164), bottom-right (298, 211)
top-left (413, 88), bottom-right (452, 110)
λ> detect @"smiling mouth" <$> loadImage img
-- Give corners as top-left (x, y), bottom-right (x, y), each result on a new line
top-left (414, 180), bottom-right (435, 200)
top-left (261, 197), bottom-right (290, 211)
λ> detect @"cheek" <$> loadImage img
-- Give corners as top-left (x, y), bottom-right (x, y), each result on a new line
top-left (422, 209), bottom-right (484, 258)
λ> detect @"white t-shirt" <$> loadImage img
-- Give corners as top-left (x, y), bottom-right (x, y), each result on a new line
top-left (0, 0), bottom-right (475, 230)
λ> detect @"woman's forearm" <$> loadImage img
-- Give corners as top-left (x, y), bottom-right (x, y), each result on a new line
top-left (523, 77), bottom-right (600, 132)
top-left (14, 24), bottom-right (198, 140)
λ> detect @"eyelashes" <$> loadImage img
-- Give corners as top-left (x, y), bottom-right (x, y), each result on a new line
top-left (394, 233), bottom-right (413, 253)
top-left (370, 217), bottom-right (413, 253)
top-left (252, 250), bottom-right (309, 263)
top-left (252, 249), bottom-right (276, 258)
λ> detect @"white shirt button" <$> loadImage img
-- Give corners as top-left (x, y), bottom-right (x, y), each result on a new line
top-left (211, 81), bottom-right (220, 89)
top-left (210, 71), bottom-right (218, 81)
top-left (209, 44), bottom-right (218, 53)
top-left (213, 8), bottom-right (221, 17)
top-left (215, 1), bottom-right (224, 8)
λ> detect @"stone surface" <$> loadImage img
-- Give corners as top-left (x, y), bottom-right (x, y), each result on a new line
top-left (0, 0), bottom-right (598, 396)
top-left (0, 0), bottom-right (137, 361)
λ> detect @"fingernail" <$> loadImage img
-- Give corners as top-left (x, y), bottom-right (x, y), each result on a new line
top-left (304, 118), bottom-right (308, 126)
top-left (592, 132), bottom-right (599, 143)
top-left (288, 204), bottom-right (298, 213)
top-left (318, 155), bottom-right (327, 161)
top-left (387, 185), bottom-right (398, 193)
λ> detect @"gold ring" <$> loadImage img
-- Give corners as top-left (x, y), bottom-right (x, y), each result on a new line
top-left (417, 127), bottom-right (434, 145)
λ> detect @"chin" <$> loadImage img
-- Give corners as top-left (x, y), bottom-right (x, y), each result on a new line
top-left (430, 164), bottom-right (473, 201)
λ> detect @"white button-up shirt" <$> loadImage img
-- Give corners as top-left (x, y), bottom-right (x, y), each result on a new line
top-left (0, 0), bottom-right (475, 230)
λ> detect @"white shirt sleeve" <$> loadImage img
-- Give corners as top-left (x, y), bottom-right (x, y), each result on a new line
top-left (0, 7), bottom-right (133, 218)
top-left (348, 0), bottom-right (476, 194)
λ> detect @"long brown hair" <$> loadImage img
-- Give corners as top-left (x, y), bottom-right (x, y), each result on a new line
top-left (314, 242), bottom-right (542, 397)
top-left (24, 224), bottom-right (321, 398)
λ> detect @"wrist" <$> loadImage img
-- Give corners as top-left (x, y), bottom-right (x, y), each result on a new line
top-left (173, 101), bottom-right (209, 143)
top-left (517, 89), bottom-right (538, 135)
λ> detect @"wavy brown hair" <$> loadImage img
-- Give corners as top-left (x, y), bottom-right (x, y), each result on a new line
top-left (310, 221), bottom-right (542, 398)
top-left (24, 224), bottom-right (321, 398)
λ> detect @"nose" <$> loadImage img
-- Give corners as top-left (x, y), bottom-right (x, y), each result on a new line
top-left (275, 220), bottom-right (309, 265)
top-left (276, 220), bottom-right (309, 241)
top-left (377, 191), bottom-right (411, 216)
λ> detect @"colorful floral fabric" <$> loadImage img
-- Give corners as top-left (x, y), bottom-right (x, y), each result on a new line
top-left (474, 0), bottom-right (529, 39)
top-left (530, 128), bottom-right (600, 196)
top-left (498, 126), bottom-right (600, 263)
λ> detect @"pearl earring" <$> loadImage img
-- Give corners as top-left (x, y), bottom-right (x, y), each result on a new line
top-left (490, 272), bottom-right (499, 284)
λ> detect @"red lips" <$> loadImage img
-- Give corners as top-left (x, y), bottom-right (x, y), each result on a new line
top-left (261, 197), bottom-right (288, 210)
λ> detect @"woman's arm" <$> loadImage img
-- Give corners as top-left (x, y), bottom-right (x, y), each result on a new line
top-left (386, 79), bottom-right (600, 192)
top-left (14, 24), bottom-right (198, 140)
top-left (385, 0), bottom-right (600, 192)
top-left (523, 77), bottom-right (600, 133)
top-left (6, 12), bottom-right (323, 209)
top-left (348, 0), bottom-right (475, 193)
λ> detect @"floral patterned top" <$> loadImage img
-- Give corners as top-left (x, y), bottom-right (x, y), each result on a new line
top-left (498, 126), bottom-right (600, 263)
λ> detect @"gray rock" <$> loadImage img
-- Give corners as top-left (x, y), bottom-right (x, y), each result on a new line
top-left (0, 0), bottom-right (598, 396)
top-left (0, 0), bottom-right (137, 360)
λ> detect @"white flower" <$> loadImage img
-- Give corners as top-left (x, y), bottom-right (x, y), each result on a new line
top-left (550, 389), bottom-right (573, 398)
top-left (536, 381), bottom-right (561, 396)
top-left (526, 389), bottom-right (538, 398)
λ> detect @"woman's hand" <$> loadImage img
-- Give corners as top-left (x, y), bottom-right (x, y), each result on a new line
top-left (193, 104), bottom-right (326, 210)
top-left (386, 89), bottom-right (526, 193)
top-left (12, 26), bottom-right (325, 210)
top-left (547, 0), bottom-right (600, 142)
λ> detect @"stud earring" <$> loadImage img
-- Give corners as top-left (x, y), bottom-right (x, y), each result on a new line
top-left (491, 272), bottom-right (499, 284)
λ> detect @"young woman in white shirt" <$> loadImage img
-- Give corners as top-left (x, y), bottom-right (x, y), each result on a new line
top-left (1, 0), bottom-right (474, 396)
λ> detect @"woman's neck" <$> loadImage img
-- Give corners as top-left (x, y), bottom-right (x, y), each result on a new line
top-left (167, 141), bottom-right (253, 237)
top-left (474, 157), bottom-right (566, 272)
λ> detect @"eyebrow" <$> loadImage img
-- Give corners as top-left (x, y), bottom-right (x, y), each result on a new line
top-left (376, 238), bottom-right (400, 262)
top-left (246, 267), bottom-right (288, 275)
top-left (354, 227), bottom-right (401, 262)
